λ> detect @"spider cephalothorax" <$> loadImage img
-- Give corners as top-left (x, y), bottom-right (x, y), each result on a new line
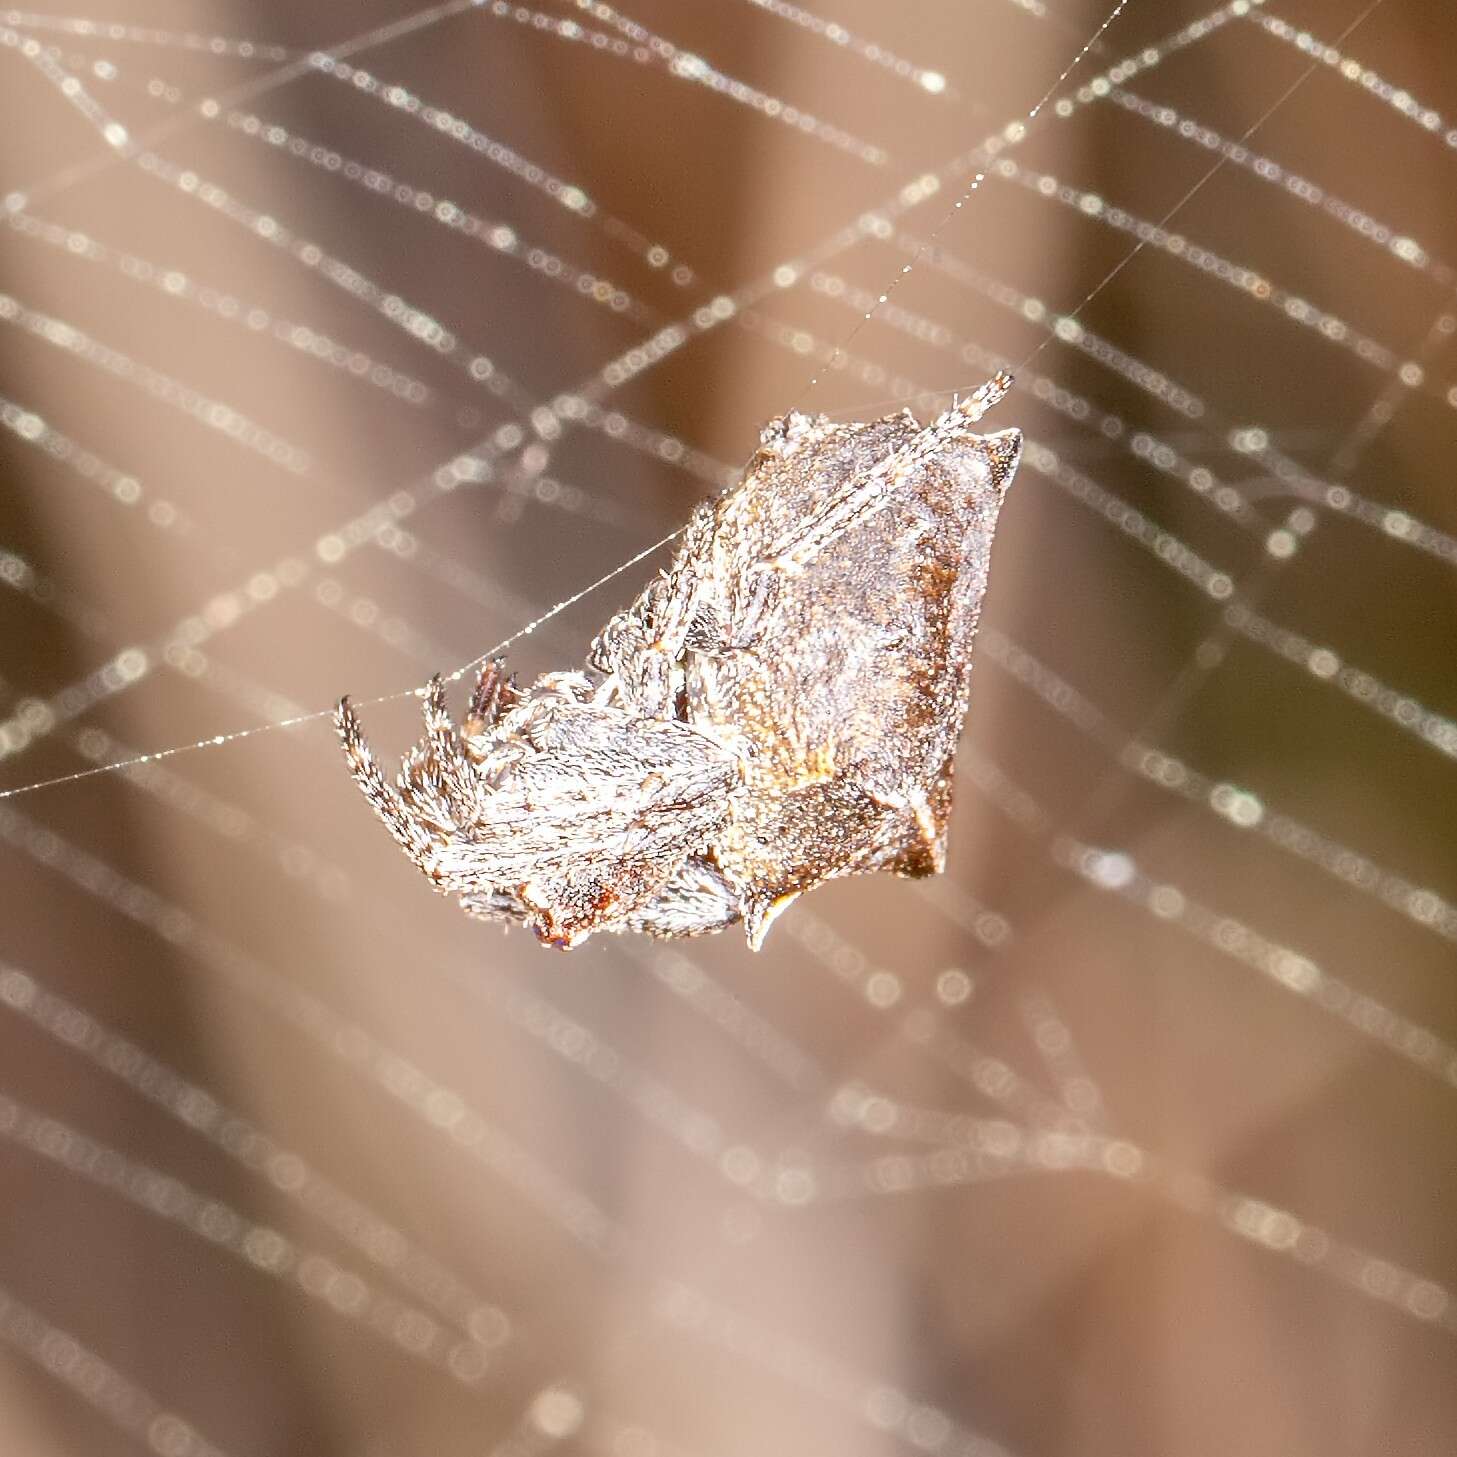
top-left (336, 372), bottom-right (1021, 949)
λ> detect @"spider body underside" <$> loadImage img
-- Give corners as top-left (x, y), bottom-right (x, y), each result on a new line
top-left (336, 373), bottom-right (1021, 950)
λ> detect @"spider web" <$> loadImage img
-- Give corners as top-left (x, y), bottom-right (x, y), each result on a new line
top-left (0, 1), bottom-right (1454, 1454)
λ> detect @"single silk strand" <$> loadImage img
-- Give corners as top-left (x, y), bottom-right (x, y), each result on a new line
top-left (0, 527), bottom-right (684, 802)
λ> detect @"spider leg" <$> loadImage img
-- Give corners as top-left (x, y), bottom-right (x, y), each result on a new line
top-left (623, 855), bottom-right (742, 938)
top-left (433, 699), bottom-right (740, 948)
top-left (335, 696), bottom-right (436, 866)
top-left (418, 675), bottom-right (480, 816)
top-left (463, 656), bottom-right (519, 738)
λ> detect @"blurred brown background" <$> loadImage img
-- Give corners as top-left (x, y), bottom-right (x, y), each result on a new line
top-left (2, 1), bottom-right (1455, 1453)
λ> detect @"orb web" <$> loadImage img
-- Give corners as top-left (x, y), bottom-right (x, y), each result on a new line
top-left (0, 1), bottom-right (1453, 1454)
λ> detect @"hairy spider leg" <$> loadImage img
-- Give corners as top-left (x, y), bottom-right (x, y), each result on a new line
top-left (623, 855), bottom-right (743, 939)
top-left (335, 696), bottom-right (437, 866)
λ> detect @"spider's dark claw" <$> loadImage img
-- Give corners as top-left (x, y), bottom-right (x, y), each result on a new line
top-left (466, 656), bottom-right (519, 735)
top-left (469, 659), bottom-right (503, 723)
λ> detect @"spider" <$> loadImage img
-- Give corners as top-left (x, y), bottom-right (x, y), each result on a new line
top-left (336, 372), bottom-right (1021, 950)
